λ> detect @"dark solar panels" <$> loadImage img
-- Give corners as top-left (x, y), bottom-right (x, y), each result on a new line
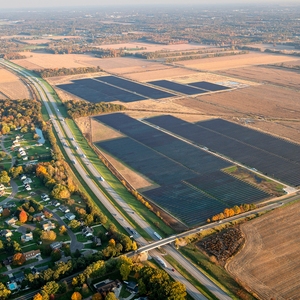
top-left (143, 182), bottom-right (227, 227)
top-left (148, 80), bottom-right (207, 95)
top-left (186, 171), bottom-right (269, 206)
top-left (189, 81), bottom-right (230, 91)
top-left (95, 137), bottom-right (197, 186)
top-left (94, 113), bottom-right (231, 175)
top-left (146, 115), bottom-right (300, 186)
top-left (96, 76), bottom-right (175, 99)
top-left (57, 78), bottom-right (147, 103)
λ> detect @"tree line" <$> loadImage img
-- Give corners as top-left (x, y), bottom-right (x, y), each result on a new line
top-left (208, 203), bottom-right (256, 222)
top-left (35, 66), bottom-right (103, 78)
top-left (65, 100), bottom-right (125, 119)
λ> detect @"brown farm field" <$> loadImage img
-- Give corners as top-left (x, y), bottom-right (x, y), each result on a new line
top-left (176, 52), bottom-right (299, 71)
top-left (221, 65), bottom-right (300, 89)
top-left (0, 67), bottom-right (32, 99)
top-left (227, 201), bottom-right (300, 300)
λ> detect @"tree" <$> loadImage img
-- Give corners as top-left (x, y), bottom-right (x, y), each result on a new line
top-left (0, 282), bottom-right (11, 299)
top-left (41, 281), bottom-right (59, 296)
top-left (41, 230), bottom-right (57, 241)
top-left (51, 184), bottom-right (70, 199)
top-left (51, 249), bottom-right (62, 262)
top-left (69, 219), bottom-right (81, 230)
top-left (0, 171), bottom-right (10, 184)
top-left (9, 166), bottom-right (23, 179)
top-left (71, 291), bottom-right (82, 300)
top-left (120, 263), bottom-right (131, 280)
top-left (12, 253), bottom-right (26, 266)
top-left (59, 225), bottom-right (67, 235)
top-left (13, 241), bottom-right (21, 252)
top-left (105, 292), bottom-right (117, 300)
top-left (33, 293), bottom-right (43, 300)
top-left (19, 210), bottom-right (28, 223)
top-left (92, 294), bottom-right (103, 300)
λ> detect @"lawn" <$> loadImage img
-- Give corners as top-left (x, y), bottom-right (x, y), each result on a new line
top-left (66, 119), bottom-right (174, 238)
top-left (164, 254), bottom-right (218, 300)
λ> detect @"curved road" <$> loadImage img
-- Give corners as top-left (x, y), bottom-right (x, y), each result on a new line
top-left (0, 59), bottom-right (235, 300)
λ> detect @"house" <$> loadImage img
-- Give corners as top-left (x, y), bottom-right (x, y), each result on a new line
top-left (94, 279), bottom-right (121, 294)
top-left (126, 281), bottom-right (139, 293)
top-left (82, 227), bottom-right (93, 237)
top-left (5, 216), bottom-right (18, 226)
top-left (33, 212), bottom-right (45, 222)
top-left (23, 178), bottom-right (32, 184)
top-left (22, 156), bottom-right (28, 161)
top-left (0, 184), bottom-right (5, 191)
top-left (51, 200), bottom-right (60, 207)
top-left (3, 256), bottom-right (13, 266)
top-left (59, 206), bottom-right (70, 213)
top-left (20, 175), bottom-right (26, 181)
top-left (21, 232), bottom-right (33, 243)
top-left (65, 212), bottom-right (75, 221)
top-left (24, 250), bottom-right (41, 261)
top-left (31, 265), bottom-right (48, 275)
top-left (25, 186), bottom-right (31, 191)
top-left (42, 221), bottom-right (55, 231)
top-left (0, 206), bottom-right (3, 213)
top-left (93, 236), bottom-right (102, 246)
top-left (1, 229), bottom-right (13, 238)
top-left (50, 242), bottom-right (62, 250)
top-left (13, 272), bottom-right (25, 283)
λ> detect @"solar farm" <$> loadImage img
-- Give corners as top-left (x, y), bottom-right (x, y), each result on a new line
top-left (94, 113), bottom-right (270, 226)
top-left (146, 115), bottom-right (300, 187)
top-left (56, 75), bottom-right (231, 103)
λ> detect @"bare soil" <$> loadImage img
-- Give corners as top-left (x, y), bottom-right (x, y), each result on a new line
top-left (176, 52), bottom-right (299, 71)
top-left (0, 67), bottom-right (31, 99)
top-left (226, 201), bottom-right (300, 300)
top-left (221, 65), bottom-right (300, 89)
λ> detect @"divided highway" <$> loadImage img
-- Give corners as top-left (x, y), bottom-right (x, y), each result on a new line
top-left (0, 59), bottom-right (243, 300)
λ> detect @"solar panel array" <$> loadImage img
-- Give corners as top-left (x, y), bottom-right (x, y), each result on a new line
top-left (96, 76), bottom-right (175, 99)
top-left (189, 81), bottom-right (231, 91)
top-left (148, 80), bottom-right (207, 95)
top-left (95, 113), bottom-right (270, 226)
top-left (146, 115), bottom-right (300, 186)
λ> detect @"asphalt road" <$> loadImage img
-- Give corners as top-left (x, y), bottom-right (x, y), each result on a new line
top-left (0, 59), bottom-right (239, 300)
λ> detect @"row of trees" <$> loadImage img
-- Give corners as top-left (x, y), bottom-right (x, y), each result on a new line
top-left (65, 100), bottom-right (125, 119)
top-left (208, 203), bottom-right (256, 222)
top-left (35, 66), bottom-right (103, 78)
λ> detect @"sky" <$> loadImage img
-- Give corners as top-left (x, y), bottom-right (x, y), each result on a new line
top-left (0, 0), bottom-right (299, 9)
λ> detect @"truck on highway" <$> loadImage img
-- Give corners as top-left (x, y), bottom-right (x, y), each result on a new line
top-left (155, 257), bottom-right (167, 268)
top-left (154, 232), bottom-right (162, 240)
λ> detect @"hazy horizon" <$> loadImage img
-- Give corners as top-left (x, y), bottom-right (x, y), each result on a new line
top-left (1, 0), bottom-right (299, 10)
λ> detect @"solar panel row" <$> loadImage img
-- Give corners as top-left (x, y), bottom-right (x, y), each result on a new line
top-left (146, 115), bottom-right (300, 186)
top-left (148, 80), bottom-right (207, 95)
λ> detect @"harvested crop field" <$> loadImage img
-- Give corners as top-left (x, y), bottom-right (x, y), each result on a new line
top-left (13, 52), bottom-right (96, 69)
top-left (95, 42), bottom-right (210, 53)
top-left (227, 201), bottom-right (300, 300)
top-left (125, 67), bottom-right (197, 82)
top-left (0, 67), bottom-right (31, 99)
top-left (85, 57), bottom-right (172, 74)
top-left (175, 85), bottom-right (300, 120)
top-left (221, 65), bottom-right (300, 89)
top-left (176, 53), bottom-right (299, 71)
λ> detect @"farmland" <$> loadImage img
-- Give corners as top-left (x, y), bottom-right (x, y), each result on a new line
top-left (94, 113), bottom-right (270, 226)
top-left (0, 66), bottom-right (32, 99)
top-left (227, 201), bottom-right (300, 300)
